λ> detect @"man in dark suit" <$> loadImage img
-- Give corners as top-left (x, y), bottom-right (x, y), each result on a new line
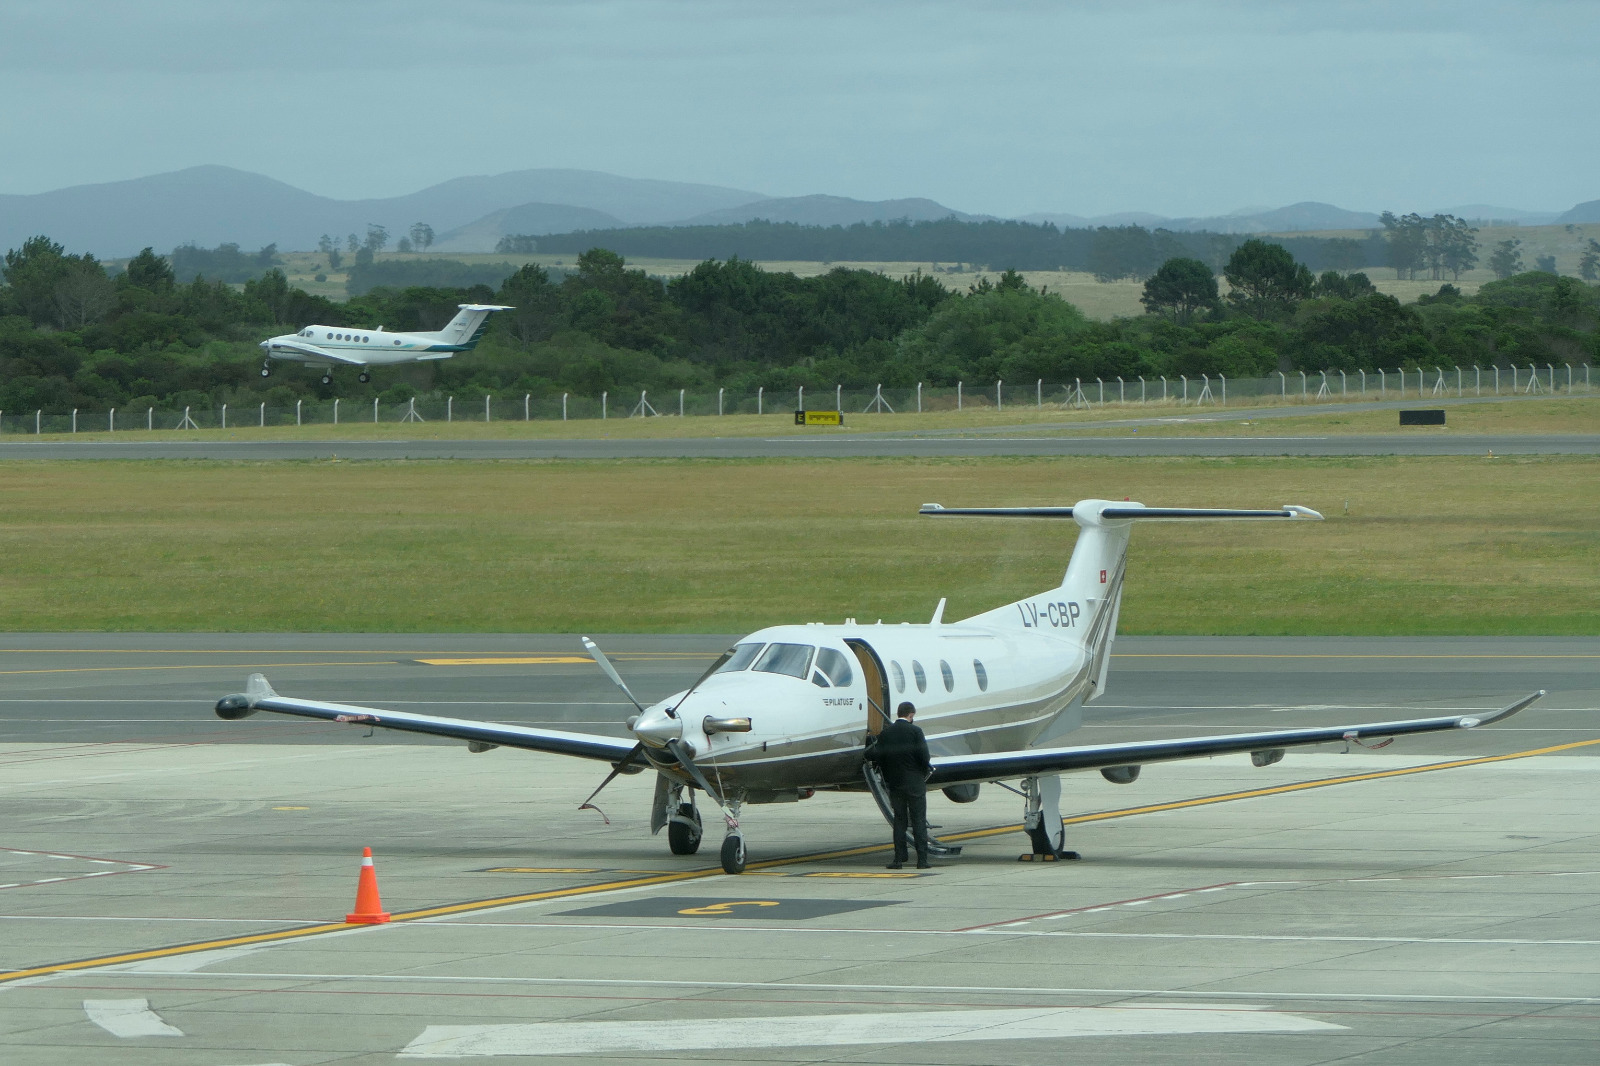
top-left (868, 701), bottom-right (933, 869)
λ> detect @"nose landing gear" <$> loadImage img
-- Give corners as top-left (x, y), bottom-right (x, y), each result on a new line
top-left (260, 362), bottom-right (271, 378)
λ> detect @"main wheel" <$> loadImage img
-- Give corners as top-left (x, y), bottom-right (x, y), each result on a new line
top-left (358, 372), bottom-right (371, 383)
top-left (321, 374), bottom-right (333, 385)
top-left (719, 835), bottom-right (746, 874)
top-left (667, 803), bottom-right (702, 855)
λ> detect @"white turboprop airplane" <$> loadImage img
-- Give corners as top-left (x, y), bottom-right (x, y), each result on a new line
top-left (216, 499), bottom-right (1543, 874)
top-left (258, 303), bottom-right (513, 385)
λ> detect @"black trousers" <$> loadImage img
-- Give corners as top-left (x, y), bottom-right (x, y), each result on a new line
top-left (889, 788), bottom-right (929, 862)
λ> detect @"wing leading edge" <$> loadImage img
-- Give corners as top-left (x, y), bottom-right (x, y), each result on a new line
top-left (927, 691), bottom-right (1545, 787)
top-left (215, 673), bottom-right (635, 762)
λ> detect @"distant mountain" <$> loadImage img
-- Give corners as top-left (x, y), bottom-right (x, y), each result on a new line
top-left (1014, 203), bottom-right (1379, 233)
top-left (1437, 203), bottom-right (1562, 225)
top-left (434, 202), bottom-right (630, 252)
top-left (0, 166), bottom-right (769, 257)
top-left (677, 194), bottom-right (990, 227)
top-left (1556, 199), bottom-right (1600, 224)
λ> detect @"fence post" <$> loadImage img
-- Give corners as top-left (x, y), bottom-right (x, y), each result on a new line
top-left (996, 380), bottom-right (1002, 411)
top-left (757, 387), bottom-right (762, 415)
top-left (1161, 376), bottom-right (1167, 401)
top-left (1139, 376), bottom-right (1145, 403)
top-left (601, 392), bottom-right (607, 419)
top-left (447, 396), bottom-right (453, 422)
top-left (36, 409), bottom-right (41, 434)
top-left (148, 407), bottom-right (154, 430)
top-left (485, 395), bottom-right (491, 422)
top-left (1300, 370), bottom-right (1306, 400)
top-left (1340, 370), bottom-right (1347, 397)
top-left (1097, 378), bottom-right (1103, 404)
top-left (1511, 366), bottom-right (1518, 392)
top-left (1455, 367), bottom-right (1461, 397)
top-left (1220, 374), bottom-right (1227, 405)
top-left (679, 388), bottom-right (685, 417)
top-left (71, 408), bottom-right (77, 433)
top-left (717, 387), bottom-right (723, 416)
top-left (1279, 371), bottom-right (1286, 398)
top-left (333, 398), bottom-right (339, 425)
top-left (374, 397), bottom-right (380, 423)
top-left (1359, 369), bottom-right (1365, 396)
top-left (1037, 378), bottom-right (1042, 407)
top-left (957, 381), bottom-right (962, 410)
top-left (220, 404), bottom-right (226, 430)
top-left (260, 401), bottom-right (265, 427)
top-left (525, 393), bottom-right (531, 421)
top-left (1548, 363), bottom-right (1555, 392)
top-left (917, 382), bottom-right (922, 413)
top-left (1567, 364), bottom-right (1573, 391)
top-left (1379, 369), bottom-right (1385, 398)
top-left (1494, 366), bottom-right (1499, 395)
top-left (1181, 375), bottom-right (1188, 402)
top-left (836, 383), bottom-right (842, 411)
top-left (110, 408), bottom-right (115, 432)
top-left (563, 393), bottom-right (568, 420)
top-left (296, 400), bottom-right (301, 426)
top-left (798, 386), bottom-right (804, 411)
top-left (1118, 376), bottom-right (1124, 403)
top-left (1474, 366), bottom-right (1480, 396)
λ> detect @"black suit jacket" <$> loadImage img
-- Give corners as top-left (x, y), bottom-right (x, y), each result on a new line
top-left (869, 718), bottom-right (931, 793)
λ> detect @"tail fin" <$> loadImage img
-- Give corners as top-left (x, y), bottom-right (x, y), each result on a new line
top-left (421, 304), bottom-right (513, 351)
top-left (921, 500), bottom-right (1322, 700)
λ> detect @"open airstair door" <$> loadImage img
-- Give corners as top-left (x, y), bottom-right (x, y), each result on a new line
top-left (845, 638), bottom-right (892, 736)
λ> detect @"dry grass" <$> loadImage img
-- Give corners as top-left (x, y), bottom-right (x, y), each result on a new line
top-left (0, 456), bottom-right (1594, 635)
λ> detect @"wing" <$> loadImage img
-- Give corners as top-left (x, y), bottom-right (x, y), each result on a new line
top-left (265, 338), bottom-right (369, 366)
top-left (215, 673), bottom-right (635, 762)
top-left (927, 691), bottom-right (1545, 787)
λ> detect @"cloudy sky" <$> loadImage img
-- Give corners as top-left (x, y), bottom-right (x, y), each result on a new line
top-left (4, 0), bottom-right (1596, 216)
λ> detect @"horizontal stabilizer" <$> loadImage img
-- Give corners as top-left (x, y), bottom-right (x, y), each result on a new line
top-left (921, 503), bottom-right (1323, 521)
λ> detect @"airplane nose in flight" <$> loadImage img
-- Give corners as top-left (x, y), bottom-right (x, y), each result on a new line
top-left (631, 709), bottom-right (683, 746)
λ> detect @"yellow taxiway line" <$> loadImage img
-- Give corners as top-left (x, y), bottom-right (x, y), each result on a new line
top-left (2, 736), bottom-right (1597, 985)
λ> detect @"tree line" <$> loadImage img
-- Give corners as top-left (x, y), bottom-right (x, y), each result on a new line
top-left (1, 234), bottom-right (1595, 417)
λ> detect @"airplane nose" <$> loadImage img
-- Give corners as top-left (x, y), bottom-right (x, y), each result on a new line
top-left (631, 708), bottom-right (683, 747)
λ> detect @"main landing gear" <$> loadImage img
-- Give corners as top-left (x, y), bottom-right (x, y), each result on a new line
top-left (358, 372), bottom-right (371, 383)
top-left (320, 373), bottom-right (334, 385)
top-left (1019, 774), bottom-right (1080, 862)
top-left (657, 778), bottom-right (745, 873)
top-left (667, 798), bottom-right (702, 855)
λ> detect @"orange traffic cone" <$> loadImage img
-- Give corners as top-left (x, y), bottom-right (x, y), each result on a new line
top-left (345, 846), bottom-right (391, 924)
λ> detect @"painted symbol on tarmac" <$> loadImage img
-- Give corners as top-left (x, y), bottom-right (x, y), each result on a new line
top-left (677, 900), bottom-right (781, 916)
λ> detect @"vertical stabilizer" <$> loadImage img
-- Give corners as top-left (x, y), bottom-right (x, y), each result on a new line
top-left (422, 304), bottom-right (513, 350)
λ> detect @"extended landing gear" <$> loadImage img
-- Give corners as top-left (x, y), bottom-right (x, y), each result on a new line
top-left (717, 795), bottom-right (746, 874)
top-left (260, 363), bottom-right (271, 378)
top-left (667, 800), bottom-right (702, 855)
top-left (1020, 774), bottom-right (1080, 862)
top-left (358, 372), bottom-right (371, 383)
top-left (320, 373), bottom-right (334, 385)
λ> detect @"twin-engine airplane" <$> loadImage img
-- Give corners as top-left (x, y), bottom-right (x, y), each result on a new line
top-left (217, 500), bottom-right (1543, 874)
top-left (258, 303), bottom-right (512, 385)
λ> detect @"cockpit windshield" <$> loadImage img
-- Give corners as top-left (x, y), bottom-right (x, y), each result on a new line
top-left (714, 642), bottom-right (765, 674)
top-left (752, 642), bottom-right (814, 680)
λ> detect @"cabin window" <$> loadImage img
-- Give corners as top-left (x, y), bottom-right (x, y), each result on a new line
top-left (911, 660), bottom-right (927, 693)
top-left (815, 647), bottom-right (854, 688)
top-left (325, 332), bottom-right (333, 339)
top-left (889, 660), bottom-right (905, 693)
top-left (973, 659), bottom-right (988, 691)
top-left (753, 642), bottom-right (814, 680)
top-left (939, 660), bottom-right (954, 692)
top-left (715, 642), bottom-right (765, 673)
top-left (393, 339), bottom-right (402, 345)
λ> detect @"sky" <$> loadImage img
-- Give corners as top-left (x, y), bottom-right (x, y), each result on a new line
top-left (4, 0), bottom-right (1598, 217)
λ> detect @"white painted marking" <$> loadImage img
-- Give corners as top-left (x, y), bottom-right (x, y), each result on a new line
top-left (113, 945), bottom-right (268, 974)
top-left (83, 998), bottom-right (183, 1037)
top-left (399, 1007), bottom-right (1342, 1057)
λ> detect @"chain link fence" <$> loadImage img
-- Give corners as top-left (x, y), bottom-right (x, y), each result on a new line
top-left (1, 363), bottom-right (1592, 435)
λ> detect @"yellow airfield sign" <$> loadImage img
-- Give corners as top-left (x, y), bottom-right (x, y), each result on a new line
top-left (795, 409), bottom-right (843, 426)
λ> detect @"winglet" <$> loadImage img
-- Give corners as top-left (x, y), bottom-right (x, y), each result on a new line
top-left (931, 598), bottom-right (947, 625)
top-left (246, 673), bottom-right (277, 702)
top-left (1458, 689), bottom-right (1544, 729)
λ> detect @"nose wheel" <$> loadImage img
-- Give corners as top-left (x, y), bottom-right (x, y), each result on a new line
top-left (719, 834), bottom-right (746, 874)
top-left (260, 363), bottom-right (271, 378)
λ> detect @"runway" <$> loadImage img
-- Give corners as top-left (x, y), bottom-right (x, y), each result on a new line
top-left (2, 635), bottom-right (1596, 1064)
top-left (0, 432), bottom-right (1595, 460)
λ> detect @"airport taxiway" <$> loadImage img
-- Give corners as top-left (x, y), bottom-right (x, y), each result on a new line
top-left (1, 635), bottom-right (1597, 1064)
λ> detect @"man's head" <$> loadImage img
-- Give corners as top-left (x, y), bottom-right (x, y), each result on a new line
top-left (896, 701), bottom-right (916, 720)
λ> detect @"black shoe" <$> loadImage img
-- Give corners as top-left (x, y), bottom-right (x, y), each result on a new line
top-left (916, 860), bottom-right (932, 869)
top-left (886, 861), bottom-right (904, 870)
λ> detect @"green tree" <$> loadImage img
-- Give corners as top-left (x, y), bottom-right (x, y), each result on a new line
top-left (1223, 239), bottom-right (1313, 320)
top-left (1140, 257), bottom-right (1218, 323)
top-left (1088, 226), bottom-right (1157, 281)
top-left (1322, 237), bottom-right (1367, 272)
top-left (3, 235), bottom-right (75, 324)
top-left (1488, 239), bottom-right (1523, 279)
top-left (1534, 254), bottom-right (1557, 274)
top-left (122, 247), bottom-right (175, 292)
top-left (1580, 240), bottom-right (1600, 282)
top-left (497, 264), bottom-right (563, 346)
top-left (53, 257), bottom-right (115, 327)
top-left (409, 222), bottom-right (434, 251)
top-left (1380, 212), bottom-right (1426, 280)
top-left (364, 225), bottom-right (388, 254)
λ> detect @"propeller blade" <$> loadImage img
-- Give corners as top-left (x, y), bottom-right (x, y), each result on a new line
top-left (577, 742), bottom-right (647, 824)
top-left (666, 646), bottom-right (737, 719)
top-left (666, 738), bottom-right (732, 819)
top-left (582, 636), bottom-right (645, 714)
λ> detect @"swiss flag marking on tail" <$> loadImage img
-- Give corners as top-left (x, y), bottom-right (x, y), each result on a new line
top-left (1100, 569), bottom-right (1107, 583)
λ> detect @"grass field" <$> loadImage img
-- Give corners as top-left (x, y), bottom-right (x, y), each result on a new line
top-left (1, 456), bottom-right (1594, 635)
top-left (11, 395), bottom-right (1594, 444)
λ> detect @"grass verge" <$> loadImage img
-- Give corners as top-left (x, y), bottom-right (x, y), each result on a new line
top-left (0, 455), bottom-right (1594, 635)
